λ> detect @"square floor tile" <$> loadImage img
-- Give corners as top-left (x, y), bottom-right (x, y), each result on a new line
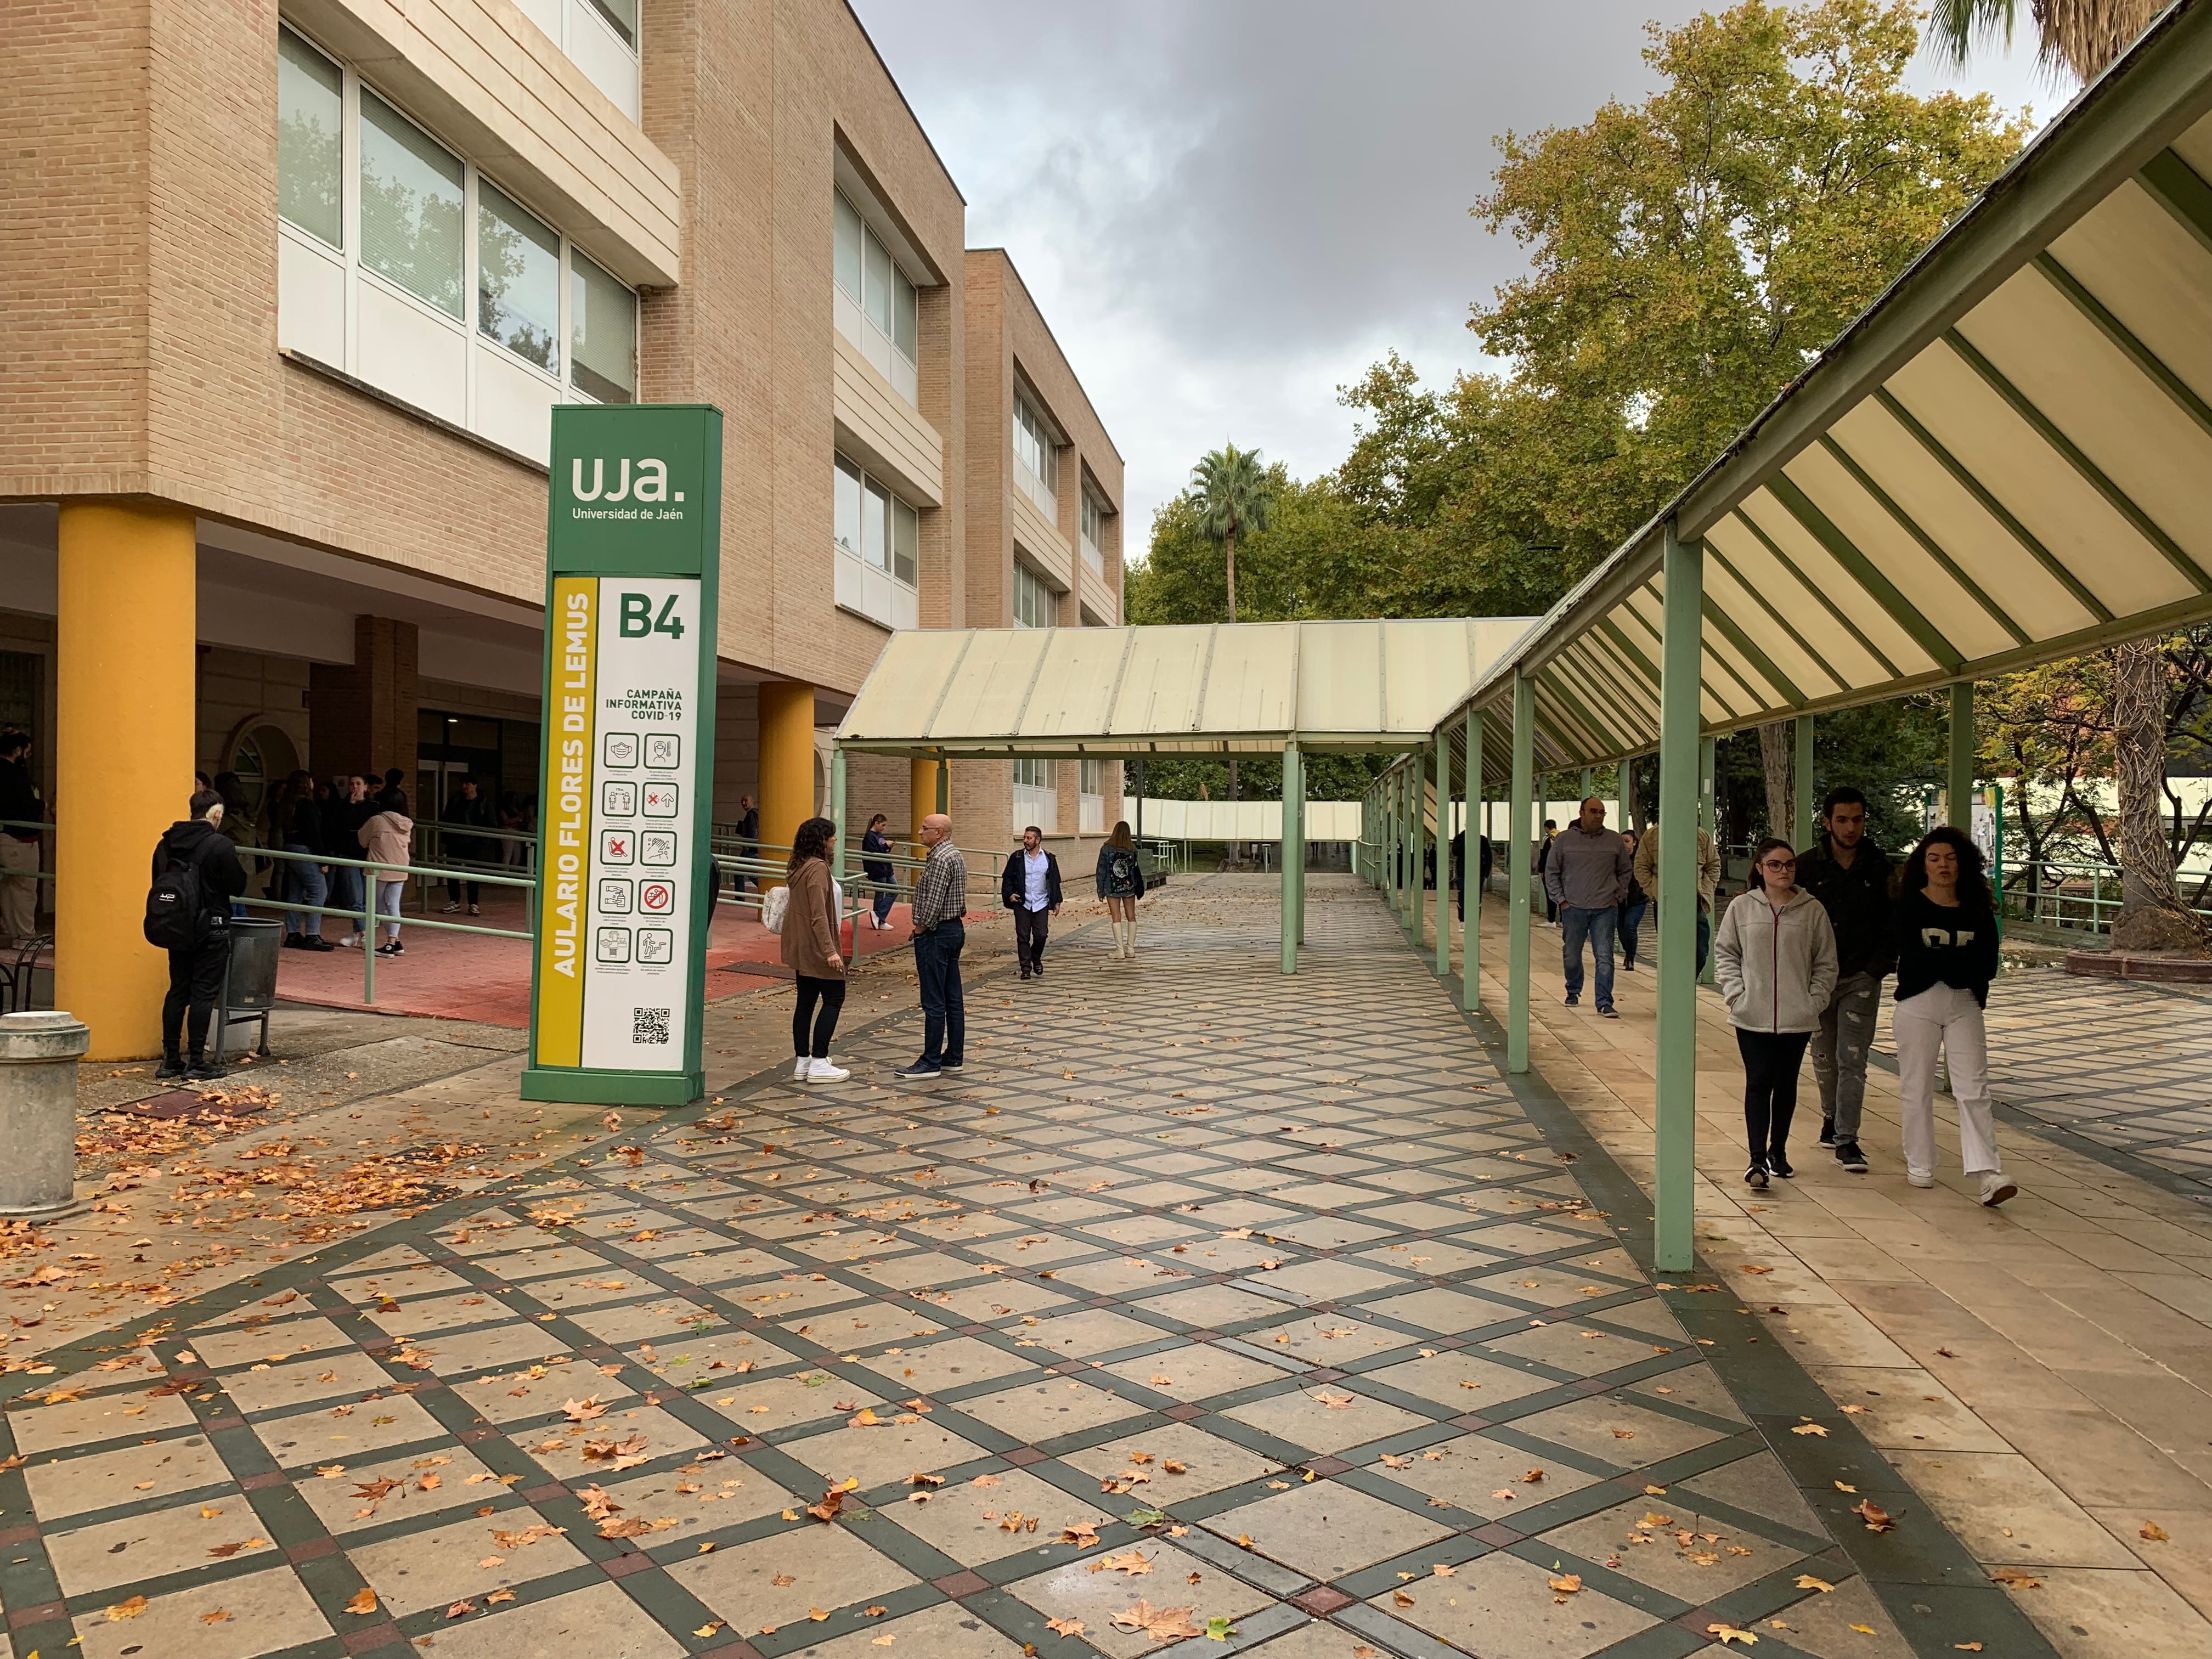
top-left (9, 1388), bottom-right (201, 1455)
top-left (516, 1403), bottom-right (712, 1482)
top-left (1202, 1479), bottom-right (1453, 1581)
top-left (71, 1563), bottom-right (331, 1659)
top-left (785, 1299), bottom-right (953, 1348)
top-left (1220, 1387), bottom-right (1434, 1456)
top-left (46, 1498), bottom-right (285, 1595)
top-left (26, 1434), bottom-right (232, 1520)
top-left (1365, 1431), bottom-right (1604, 1516)
top-left (190, 1317), bottom-right (354, 1370)
top-left (454, 1356), bottom-right (639, 1424)
top-left (957, 1378), bottom-right (1148, 1441)
top-left (1098, 1344), bottom-right (1292, 1401)
top-left (1136, 1284), bottom-right (1290, 1328)
top-left (348, 1507), bottom-right (590, 1616)
top-left (1009, 1540), bottom-right (1275, 1659)
top-left (667, 1516), bottom-right (920, 1632)
top-left (855, 1335), bottom-right (1041, 1395)
top-left (254, 1393), bottom-right (445, 1470)
top-left (1245, 1261), bottom-right (1402, 1303)
top-left (1241, 1314), bottom-right (1410, 1365)
top-left (1509, 1396), bottom-right (1731, 1468)
top-left (1356, 1241), bottom-right (1503, 1277)
top-left (1362, 1351), bottom-right (1562, 1411)
top-left (295, 1444), bottom-right (503, 1534)
top-left (696, 1371), bottom-right (885, 1435)
top-left (421, 1579), bottom-right (687, 1659)
top-left (1360, 1288), bottom-right (1520, 1335)
top-left (1020, 1308), bottom-right (1169, 1359)
top-left (777, 1600), bottom-right (1034, 1658)
top-left (1371, 1545), bottom-right (1656, 1656)
top-left (782, 1417), bottom-right (991, 1489)
top-left (1541, 1495), bottom-right (1810, 1603)
top-left (1059, 1422), bottom-right (1286, 1498)
top-left (880, 1464), bottom-right (1109, 1565)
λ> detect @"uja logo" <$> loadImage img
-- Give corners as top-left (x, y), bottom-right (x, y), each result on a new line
top-left (571, 457), bottom-right (684, 504)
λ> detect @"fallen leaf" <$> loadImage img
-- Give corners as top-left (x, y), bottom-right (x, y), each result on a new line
top-left (1851, 1624), bottom-right (1878, 1635)
top-left (2141, 1521), bottom-right (2170, 1543)
top-left (562, 1396), bottom-right (607, 1423)
top-left (1549, 1574), bottom-right (1582, 1597)
top-left (1709, 1624), bottom-right (1758, 1646)
top-left (487, 1588), bottom-right (516, 1605)
top-left (1795, 1574), bottom-right (1834, 1592)
top-left (345, 1588), bottom-right (379, 1615)
top-left (1791, 1424), bottom-right (1829, 1437)
top-left (1111, 1600), bottom-right (1202, 1640)
top-left (201, 1609), bottom-right (233, 1624)
top-left (107, 1596), bottom-right (150, 1621)
top-left (447, 1598), bottom-right (475, 1618)
top-left (1852, 1499), bottom-right (1894, 1533)
top-left (1991, 1567), bottom-right (2042, 1589)
top-left (1046, 1615), bottom-right (1085, 1637)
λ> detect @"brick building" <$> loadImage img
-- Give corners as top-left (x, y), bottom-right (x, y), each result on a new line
top-left (0, 0), bottom-right (1124, 1054)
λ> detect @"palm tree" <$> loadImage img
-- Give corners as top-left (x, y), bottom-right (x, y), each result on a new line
top-left (1931, 0), bottom-right (2203, 951)
top-left (1191, 443), bottom-right (1274, 625)
top-left (1191, 445), bottom-right (1276, 864)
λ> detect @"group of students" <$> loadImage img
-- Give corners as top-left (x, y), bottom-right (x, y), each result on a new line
top-left (776, 814), bottom-right (1150, 1084)
top-left (1714, 789), bottom-right (2013, 1206)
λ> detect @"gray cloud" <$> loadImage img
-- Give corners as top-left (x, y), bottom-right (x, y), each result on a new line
top-left (851, 1), bottom-right (2047, 542)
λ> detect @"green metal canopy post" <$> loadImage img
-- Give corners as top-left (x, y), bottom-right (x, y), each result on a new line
top-left (1435, 726), bottom-right (1452, 977)
top-left (1465, 705), bottom-right (1483, 1013)
top-left (1698, 735), bottom-right (1718, 988)
top-left (1656, 523), bottom-right (1705, 1274)
top-left (1508, 673), bottom-right (1535, 1074)
top-left (1580, 767), bottom-right (1594, 804)
top-left (1280, 740), bottom-right (1304, 974)
top-left (1408, 756), bottom-right (1426, 938)
top-left (1794, 716), bottom-right (1816, 850)
top-left (1949, 681), bottom-right (1976, 828)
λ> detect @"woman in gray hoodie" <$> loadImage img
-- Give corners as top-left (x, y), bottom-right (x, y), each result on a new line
top-left (1715, 837), bottom-right (1838, 1189)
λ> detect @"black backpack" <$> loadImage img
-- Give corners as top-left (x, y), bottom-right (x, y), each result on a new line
top-left (144, 855), bottom-right (206, 950)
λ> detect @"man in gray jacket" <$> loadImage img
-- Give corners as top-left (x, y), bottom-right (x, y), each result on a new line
top-left (1545, 797), bottom-right (1633, 1018)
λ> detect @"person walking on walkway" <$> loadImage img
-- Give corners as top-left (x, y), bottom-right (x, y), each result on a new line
top-left (440, 774), bottom-right (496, 916)
top-left (1715, 837), bottom-right (1837, 1190)
top-left (897, 812), bottom-right (966, 1080)
top-left (1796, 787), bottom-right (1894, 1173)
top-left (1001, 825), bottom-right (1062, 981)
top-left (735, 793), bottom-right (760, 894)
top-left (1536, 819), bottom-right (1560, 924)
top-left (275, 770), bottom-right (333, 951)
top-left (1892, 826), bottom-right (2015, 1207)
top-left (1097, 820), bottom-right (1147, 958)
top-left (0, 729), bottom-right (44, 947)
top-left (1633, 819), bottom-right (1723, 974)
top-left (149, 788), bottom-right (247, 1081)
top-left (1545, 797), bottom-right (1632, 1018)
top-left (359, 790), bottom-right (415, 957)
top-left (862, 812), bottom-right (897, 929)
top-left (780, 815), bottom-right (849, 1084)
top-left (1448, 826), bottom-right (1494, 922)
top-left (1617, 830), bottom-right (1649, 971)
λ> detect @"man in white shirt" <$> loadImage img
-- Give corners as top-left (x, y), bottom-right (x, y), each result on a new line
top-left (999, 824), bottom-right (1063, 981)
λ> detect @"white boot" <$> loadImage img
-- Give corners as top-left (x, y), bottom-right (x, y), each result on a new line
top-left (1125, 919), bottom-right (1138, 957)
top-left (807, 1057), bottom-right (850, 1084)
top-left (1109, 918), bottom-right (1125, 959)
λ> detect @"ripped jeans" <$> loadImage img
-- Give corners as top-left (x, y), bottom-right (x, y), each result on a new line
top-left (1810, 971), bottom-right (1882, 1142)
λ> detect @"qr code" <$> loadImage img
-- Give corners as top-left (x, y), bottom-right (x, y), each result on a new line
top-left (631, 1007), bottom-right (672, 1046)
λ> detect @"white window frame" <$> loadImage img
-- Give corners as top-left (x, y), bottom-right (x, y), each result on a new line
top-left (1013, 392), bottom-right (1059, 519)
top-left (1079, 759), bottom-right (1108, 834)
top-left (1079, 487), bottom-right (1108, 576)
top-left (832, 452), bottom-right (921, 633)
top-left (1012, 560), bottom-right (1057, 630)
top-left (275, 24), bottom-right (638, 462)
top-left (512, 0), bottom-right (640, 122)
top-left (1013, 756), bottom-right (1058, 836)
top-left (832, 187), bottom-right (919, 407)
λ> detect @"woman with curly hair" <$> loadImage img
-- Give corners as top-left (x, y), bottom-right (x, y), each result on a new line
top-left (1891, 825), bottom-right (2013, 1206)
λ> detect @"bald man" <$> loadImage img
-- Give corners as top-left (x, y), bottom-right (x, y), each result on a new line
top-left (898, 812), bottom-right (968, 1079)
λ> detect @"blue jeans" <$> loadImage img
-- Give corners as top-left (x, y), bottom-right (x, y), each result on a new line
top-left (914, 918), bottom-right (965, 1065)
top-left (871, 885), bottom-right (895, 926)
top-left (1617, 900), bottom-right (1647, 965)
top-left (329, 864), bottom-right (364, 931)
top-left (282, 843), bottom-right (326, 938)
top-left (1561, 904), bottom-right (1618, 1010)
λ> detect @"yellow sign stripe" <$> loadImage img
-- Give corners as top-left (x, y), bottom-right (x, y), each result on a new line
top-left (534, 575), bottom-right (598, 1068)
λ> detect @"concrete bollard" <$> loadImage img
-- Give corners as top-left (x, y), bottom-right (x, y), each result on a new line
top-left (0, 1011), bottom-right (91, 1219)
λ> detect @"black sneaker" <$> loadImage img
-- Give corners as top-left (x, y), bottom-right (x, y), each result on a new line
top-left (1019, 967), bottom-right (1031, 981)
top-left (1768, 1153), bottom-right (1795, 1180)
top-left (304, 936), bottom-right (334, 952)
top-left (1817, 1120), bottom-right (1837, 1149)
top-left (1564, 995), bottom-right (1578, 1008)
top-left (1745, 1160), bottom-right (1769, 1190)
top-left (156, 1056), bottom-right (189, 1081)
top-left (1599, 1006), bottom-right (1620, 1019)
top-left (938, 1059), bottom-right (964, 1074)
top-left (894, 1062), bottom-right (942, 1081)
top-left (1835, 1140), bottom-right (1869, 1173)
top-left (187, 1061), bottom-right (228, 1082)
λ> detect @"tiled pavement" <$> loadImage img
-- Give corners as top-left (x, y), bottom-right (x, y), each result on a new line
top-left (1, 878), bottom-right (2048, 1659)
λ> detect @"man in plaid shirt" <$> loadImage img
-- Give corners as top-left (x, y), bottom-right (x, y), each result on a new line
top-left (898, 812), bottom-right (967, 1079)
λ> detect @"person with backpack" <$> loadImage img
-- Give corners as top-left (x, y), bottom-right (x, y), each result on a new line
top-left (1714, 837), bottom-right (1837, 1190)
top-left (147, 788), bottom-right (248, 1081)
top-left (1000, 825), bottom-right (1062, 980)
top-left (1891, 826), bottom-right (2015, 1206)
top-left (358, 789), bottom-right (415, 956)
top-left (778, 815), bottom-right (849, 1083)
top-left (1096, 820), bottom-right (1147, 959)
top-left (861, 812), bottom-right (896, 929)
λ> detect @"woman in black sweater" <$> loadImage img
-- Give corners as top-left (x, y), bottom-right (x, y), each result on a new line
top-left (1890, 826), bottom-right (2012, 1206)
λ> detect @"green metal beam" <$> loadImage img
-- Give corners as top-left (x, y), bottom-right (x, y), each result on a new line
top-left (1949, 682), bottom-right (1976, 830)
top-left (1465, 704), bottom-right (1483, 1014)
top-left (1702, 595), bottom-right (1805, 709)
top-left (1435, 727), bottom-right (1452, 978)
top-left (1870, 388), bottom-right (2113, 623)
top-left (1281, 740), bottom-right (1304, 974)
top-left (1816, 433), bottom-right (2032, 647)
top-left (1699, 732), bottom-right (1718, 990)
top-left (1508, 673), bottom-right (1535, 1075)
top-left (1765, 473), bottom-right (1968, 672)
top-left (2140, 146), bottom-right (2212, 256)
top-left (1943, 328), bottom-right (2212, 594)
top-left (1795, 715), bottom-right (1816, 851)
top-left (1655, 526), bottom-right (1703, 1273)
top-left (1704, 541), bottom-right (1852, 697)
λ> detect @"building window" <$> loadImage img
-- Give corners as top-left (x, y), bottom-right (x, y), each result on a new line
top-left (1080, 489), bottom-right (1107, 577)
top-left (1079, 760), bottom-right (1107, 834)
top-left (833, 454), bottom-right (921, 631)
top-left (277, 29), bottom-right (343, 249)
top-left (1015, 759), bottom-right (1054, 789)
top-left (478, 180), bottom-right (560, 373)
top-left (359, 91), bottom-right (466, 318)
top-left (569, 251), bottom-right (637, 404)
top-left (517, 0), bottom-right (640, 121)
top-left (1013, 393), bottom-right (1058, 518)
top-left (274, 26), bottom-right (639, 462)
top-left (1013, 562), bottom-right (1056, 629)
top-left (833, 189), bottom-right (918, 404)
top-left (1014, 756), bottom-right (1058, 835)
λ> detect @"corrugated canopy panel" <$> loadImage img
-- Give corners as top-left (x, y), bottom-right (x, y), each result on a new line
top-left (1435, 1), bottom-right (2212, 782)
top-left (836, 618), bottom-right (1536, 757)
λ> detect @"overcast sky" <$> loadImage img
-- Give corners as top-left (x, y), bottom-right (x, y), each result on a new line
top-left (850, 1), bottom-right (2056, 546)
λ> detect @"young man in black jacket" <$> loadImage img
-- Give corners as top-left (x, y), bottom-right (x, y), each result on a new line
top-left (151, 789), bottom-right (249, 1081)
top-left (1000, 825), bottom-right (1062, 980)
top-left (1795, 787), bottom-right (1893, 1173)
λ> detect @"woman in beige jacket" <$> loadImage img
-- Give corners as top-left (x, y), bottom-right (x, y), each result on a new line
top-left (1714, 837), bottom-right (1837, 1190)
top-left (357, 791), bottom-right (415, 958)
top-left (780, 816), bottom-right (848, 1084)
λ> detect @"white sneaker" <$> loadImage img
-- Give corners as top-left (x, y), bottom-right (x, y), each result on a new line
top-left (792, 1056), bottom-right (810, 1082)
top-left (1906, 1166), bottom-right (1936, 1189)
top-left (337, 934), bottom-right (359, 949)
top-left (469, 903), bottom-right (481, 917)
top-left (806, 1058), bottom-right (850, 1084)
top-left (1978, 1171), bottom-right (2018, 1207)
top-left (442, 901), bottom-right (462, 914)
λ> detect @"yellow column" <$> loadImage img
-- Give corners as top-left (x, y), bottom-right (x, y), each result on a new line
top-left (910, 757), bottom-right (943, 839)
top-left (56, 501), bottom-right (198, 1059)
top-left (757, 680), bottom-right (816, 885)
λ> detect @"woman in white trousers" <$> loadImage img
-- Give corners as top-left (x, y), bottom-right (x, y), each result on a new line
top-left (1889, 826), bottom-right (2014, 1207)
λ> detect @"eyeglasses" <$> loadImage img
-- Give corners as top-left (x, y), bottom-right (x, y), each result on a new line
top-left (1758, 857), bottom-right (1796, 871)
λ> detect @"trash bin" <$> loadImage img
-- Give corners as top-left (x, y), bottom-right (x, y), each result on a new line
top-left (214, 917), bottom-right (281, 1065)
top-left (0, 1009), bottom-right (91, 1218)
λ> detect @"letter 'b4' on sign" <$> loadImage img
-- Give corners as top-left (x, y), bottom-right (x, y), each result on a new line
top-left (527, 403), bottom-right (723, 1110)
